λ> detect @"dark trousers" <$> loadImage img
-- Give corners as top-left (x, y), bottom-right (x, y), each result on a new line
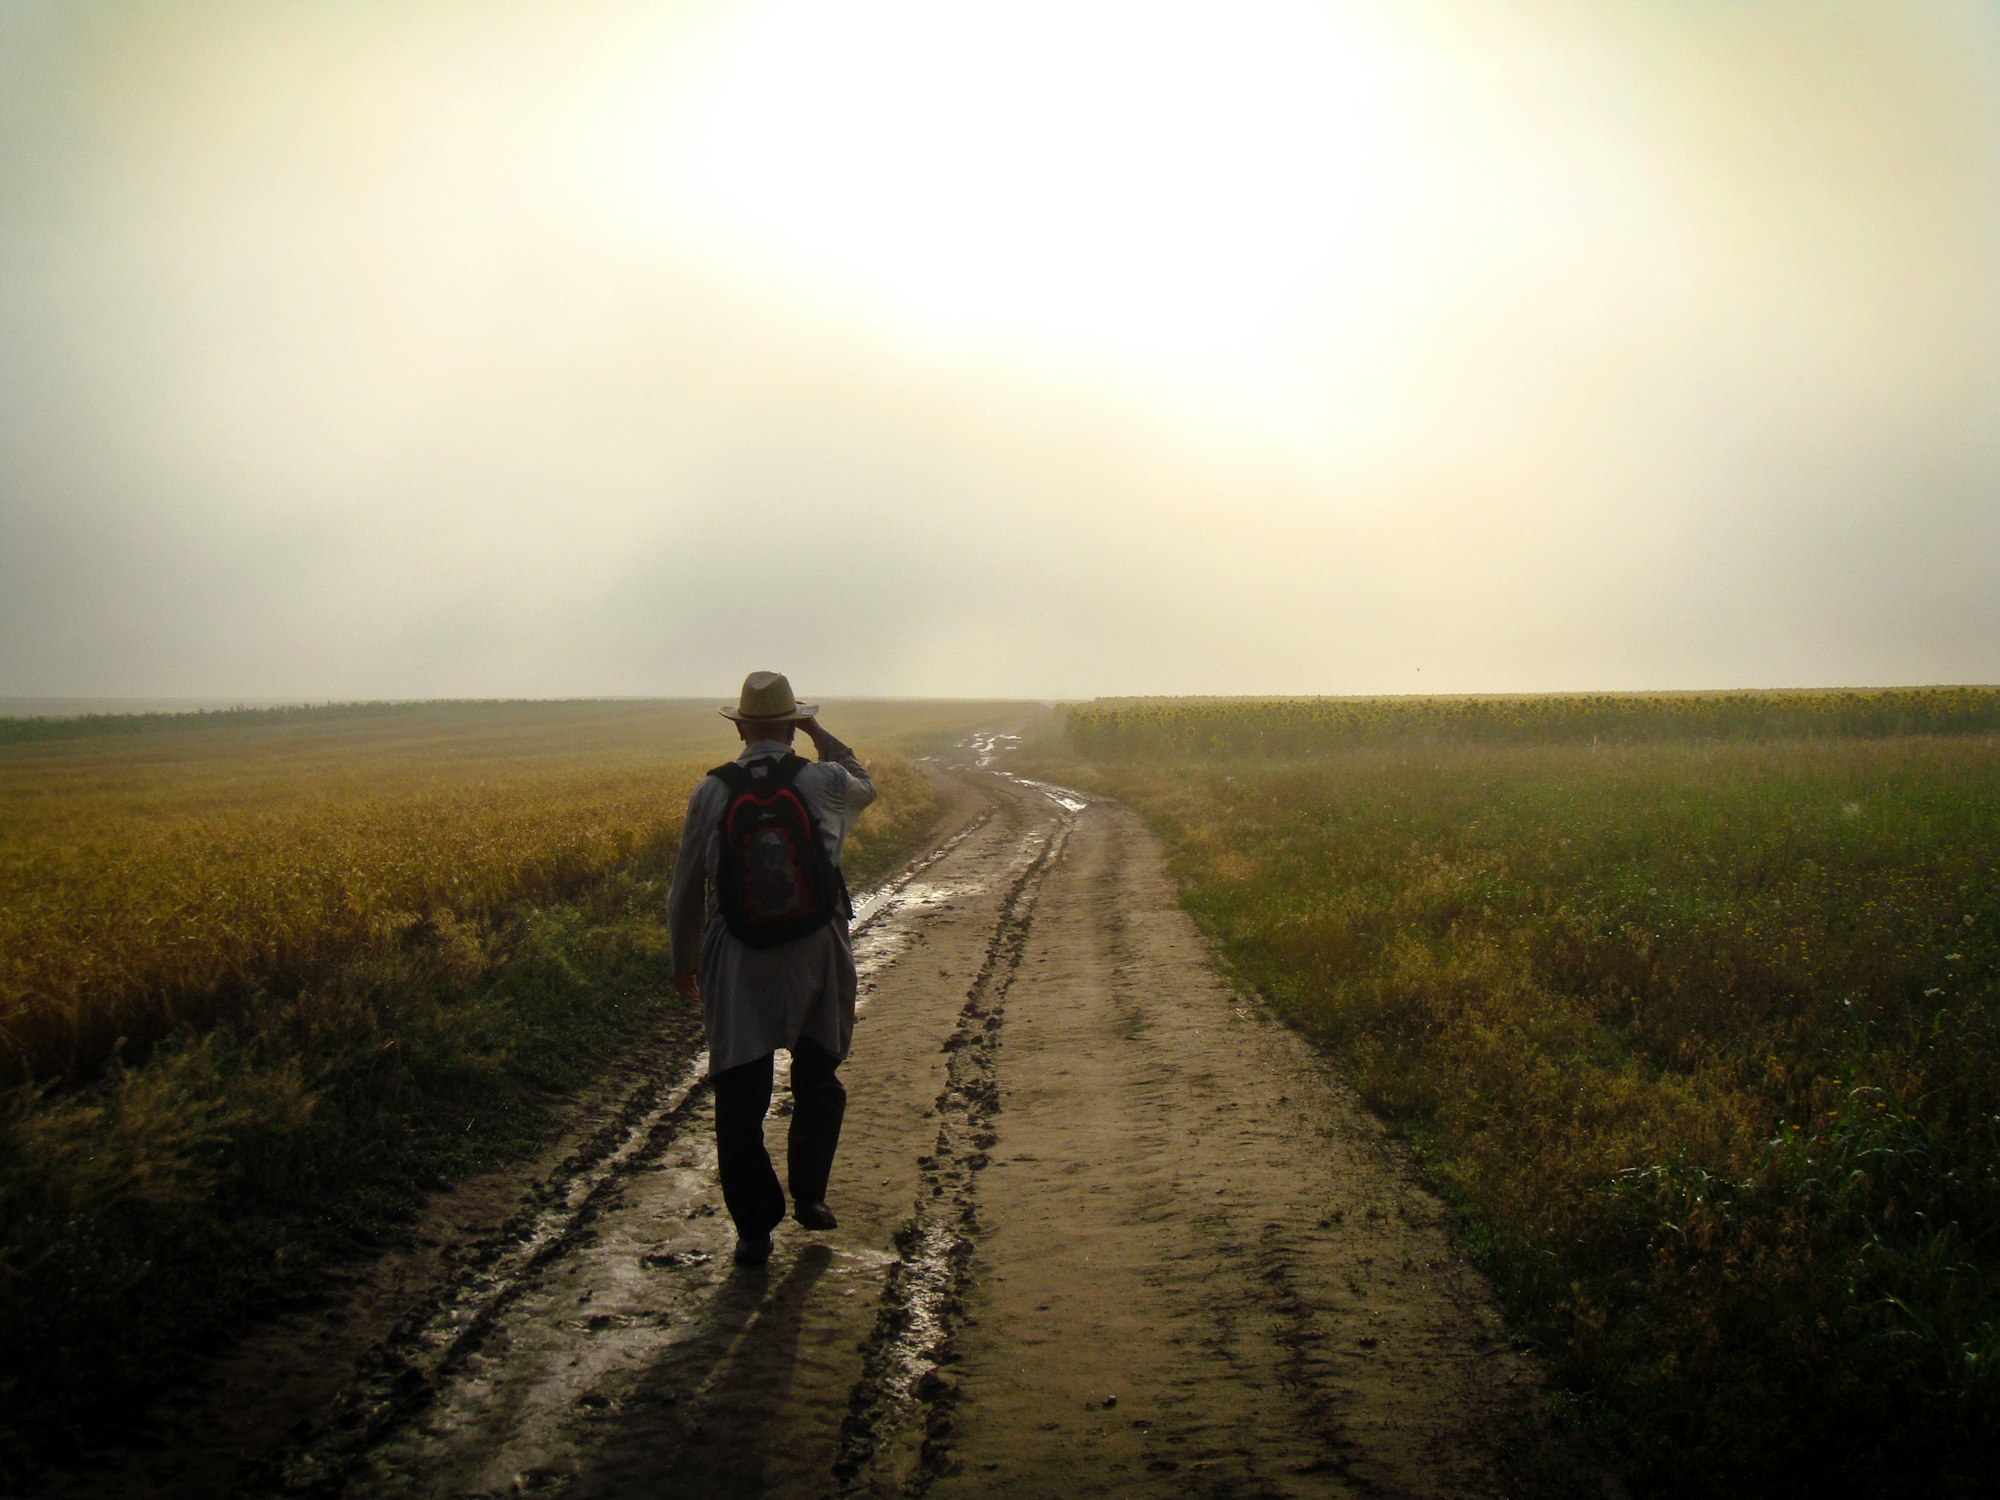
top-left (711, 1039), bottom-right (846, 1236)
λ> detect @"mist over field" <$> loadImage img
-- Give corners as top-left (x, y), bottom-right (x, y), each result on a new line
top-left (5, 11), bottom-right (2000, 1479)
top-left (3, 0), bottom-right (1998, 702)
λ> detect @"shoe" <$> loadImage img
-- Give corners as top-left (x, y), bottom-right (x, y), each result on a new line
top-left (793, 1200), bottom-right (838, 1231)
top-left (733, 1231), bottom-right (774, 1267)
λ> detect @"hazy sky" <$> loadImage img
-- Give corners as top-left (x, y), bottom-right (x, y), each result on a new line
top-left (3, 0), bottom-right (1998, 700)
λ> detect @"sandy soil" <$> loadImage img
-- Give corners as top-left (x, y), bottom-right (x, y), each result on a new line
top-left (32, 741), bottom-right (1568, 1499)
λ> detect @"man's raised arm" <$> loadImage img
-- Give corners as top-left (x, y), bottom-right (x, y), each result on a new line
top-left (798, 717), bottom-right (876, 812)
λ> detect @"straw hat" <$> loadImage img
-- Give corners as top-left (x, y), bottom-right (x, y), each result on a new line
top-left (720, 670), bottom-right (818, 723)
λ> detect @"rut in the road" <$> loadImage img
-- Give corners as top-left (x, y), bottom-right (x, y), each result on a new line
top-left (261, 803), bottom-right (1006, 1498)
top-left (832, 806), bottom-right (1075, 1493)
top-left (263, 1054), bottom-right (716, 1497)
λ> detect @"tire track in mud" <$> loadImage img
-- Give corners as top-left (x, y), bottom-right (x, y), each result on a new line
top-left (259, 1063), bottom-right (715, 1497)
top-left (920, 793), bottom-right (1558, 1499)
top-left (831, 804), bottom-right (1076, 1495)
top-left (257, 804), bottom-right (1005, 1498)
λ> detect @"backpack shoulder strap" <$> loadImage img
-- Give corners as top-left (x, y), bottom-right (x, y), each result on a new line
top-left (707, 753), bottom-right (808, 794)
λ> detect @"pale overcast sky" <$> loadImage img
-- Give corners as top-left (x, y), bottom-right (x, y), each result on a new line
top-left (3, 0), bottom-right (1997, 701)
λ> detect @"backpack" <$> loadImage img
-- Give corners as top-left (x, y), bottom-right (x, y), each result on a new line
top-left (708, 753), bottom-right (849, 949)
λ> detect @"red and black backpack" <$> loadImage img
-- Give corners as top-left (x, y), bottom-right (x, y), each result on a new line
top-left (708, 753), bottom-right (849, 949)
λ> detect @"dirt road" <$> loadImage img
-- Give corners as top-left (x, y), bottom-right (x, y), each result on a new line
top-left (72, 741), bottom-right (1552, 1498)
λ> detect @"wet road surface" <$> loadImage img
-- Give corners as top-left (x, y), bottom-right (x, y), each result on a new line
top-left (76, 738), bottom-right (1552, 1499)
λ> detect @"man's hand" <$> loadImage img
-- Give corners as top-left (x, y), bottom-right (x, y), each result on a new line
top-left (797, 716), bottom-right (837, 758)
top-left (674, 971), bottom-right (700, 1002)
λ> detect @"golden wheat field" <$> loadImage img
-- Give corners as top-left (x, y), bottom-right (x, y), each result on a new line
top-left (1, 697), bottom-right (1029, 1471)
top-left (0, 699), bottom-right (1013, 1087)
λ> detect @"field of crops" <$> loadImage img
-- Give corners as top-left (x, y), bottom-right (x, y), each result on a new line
top-left (0, 698), bottom-right (1012, 1088)
top-left (1066, 685), bottom-right (2000, 757)
top-left (1059, 693), bottom-right (1998, 1496)
top-left (0, 697), bottom-right (1017, 1473)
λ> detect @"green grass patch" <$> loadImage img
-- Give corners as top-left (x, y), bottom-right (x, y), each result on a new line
top-left (1059, 718), bottom-right (1999, 1498)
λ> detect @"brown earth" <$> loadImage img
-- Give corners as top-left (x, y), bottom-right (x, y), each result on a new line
top-left (34, 743), bottom-right (1573, 1499)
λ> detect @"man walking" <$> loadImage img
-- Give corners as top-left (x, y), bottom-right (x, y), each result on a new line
top-left (668, 671), bottom-right (876, 1266)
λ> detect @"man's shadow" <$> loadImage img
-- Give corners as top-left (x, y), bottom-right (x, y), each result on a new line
top-left (568, 1242), bottom-right (836, 1499)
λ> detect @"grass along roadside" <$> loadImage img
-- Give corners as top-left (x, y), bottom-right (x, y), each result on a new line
top-left (1047, 717), bottom-right (1999, 1497)
top-left (0, 700), bottom-right (988, 1481)
top-left (2, 882), bottom-right (692, 1480)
